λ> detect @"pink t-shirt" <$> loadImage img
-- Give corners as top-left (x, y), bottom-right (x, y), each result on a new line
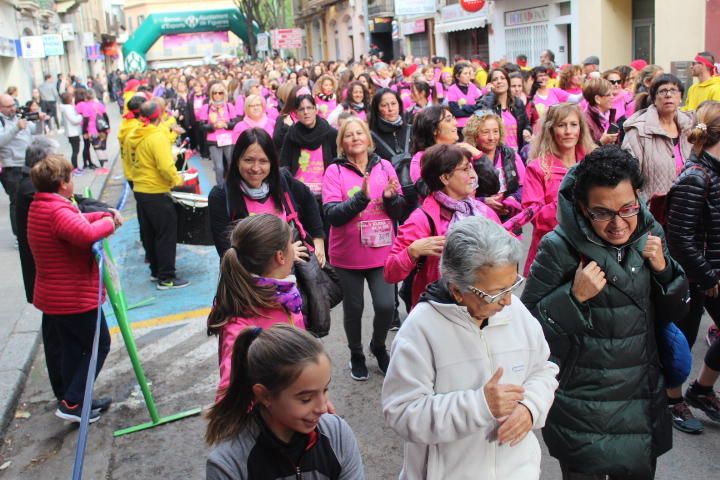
top-left (532, 88), bottom-right (569, 117)
top-left (198, 103), bottom-right (237, 144)
top-left (409, 150), bottom-right (424, 183)
top-left (75, 100), bottom-right (107, 136)
top-left (315, 96), bottom-right (338, 120)
top-left (445, 83), bottom-right (482, 127)
top-left (673, 140), bottom-right (684, 175)
top-left (231, 117), bottom-right (277, 143)
top-left (192, 95), bottom-right (206, 116)
top-left (495, 151), bottom-right (527, 194)
top-left (295, 147), bottom-right (325, 195)
top-left (501, 110), bottom-right (519, 149)
top-left (322, 159), bottom-right (401, 269)
top-left (392, 83), bottom-right (415, 112)
top-left (217, 308), bottom-right (304, 395)
top-left (244, 197), bottom-right (287, 219)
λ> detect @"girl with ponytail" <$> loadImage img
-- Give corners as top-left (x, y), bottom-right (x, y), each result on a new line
top-left (205, 324), bottom-right (364, 479)
top-left (207, 214), bottom-right (305, 395)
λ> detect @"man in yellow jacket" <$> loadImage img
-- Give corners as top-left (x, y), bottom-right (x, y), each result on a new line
top-left (684, 51), bottom-right (720, 111)
top-left (127, 100), bottom-right (189, 290)
top-left (118, 95), bottom-right (146, 184)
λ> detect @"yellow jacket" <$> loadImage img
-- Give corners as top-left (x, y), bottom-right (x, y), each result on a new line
top-left (683, 76), bottom-right (720, 111)
top-left (161, 115), bottom-right (178, 144)
top-left (126, 123), bottom-right (182, 194)
top-left (119, 117), bottom-right (142, 181)
top-left (474, 69), bottom-right (488, 88)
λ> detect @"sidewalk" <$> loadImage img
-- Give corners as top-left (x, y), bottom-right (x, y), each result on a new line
top-left (0, 103), bottom-right (123, 439)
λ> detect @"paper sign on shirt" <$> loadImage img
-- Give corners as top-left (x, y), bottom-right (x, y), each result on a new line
top-left (216, 132), bottom-right (233, 147)
top-left (360, 219), bottom-right (393, 248)
top-left (194, 98), bottom-right (204, 110)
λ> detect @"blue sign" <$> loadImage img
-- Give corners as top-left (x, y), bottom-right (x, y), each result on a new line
top-left (42, 34), bottom-right (65, 56)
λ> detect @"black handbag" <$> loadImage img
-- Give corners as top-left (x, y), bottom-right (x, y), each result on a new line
top-left (282, 192), bottom-right (343, 337)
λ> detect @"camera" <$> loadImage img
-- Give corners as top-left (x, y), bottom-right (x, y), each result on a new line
top-left (18, 106), bottom-right (40, 122)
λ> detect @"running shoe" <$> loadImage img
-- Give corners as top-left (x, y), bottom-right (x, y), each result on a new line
top-left (72, 168), bottom-right (85, 176)
top-left (706, 324), bottom-right (719, 347)
top-left (669, 401), bottom-right (704, 433)
top-left (349, 354), bottom-right (369, 381)
top-left (685, 386), bottom-right (720, 423)
top-left (55, 400), bottom-right (100, 423)
top-left (157, 277), bottom-right (190, 290)
top-left (370, 341), bottom-right (390, 375)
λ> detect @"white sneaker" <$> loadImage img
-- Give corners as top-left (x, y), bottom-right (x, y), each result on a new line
top-left (57, 128), bottom-right (65, 134)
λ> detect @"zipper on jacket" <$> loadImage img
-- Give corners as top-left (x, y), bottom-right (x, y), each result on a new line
top-left (478, 328), bottom-right (498, 480)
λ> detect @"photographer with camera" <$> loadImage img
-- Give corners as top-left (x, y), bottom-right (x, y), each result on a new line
top-left (0, 93), bottom-right (45, 239)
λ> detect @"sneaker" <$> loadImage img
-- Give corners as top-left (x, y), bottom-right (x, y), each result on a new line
top-left (669, 401), bottom-right (704, 433)
top-left (87, 164), bottom-right (98, 170)
top-left (150, 274), bottom-right (158, 282)
top-left (349, 354), bottom-right (369, 381)
top-left (72, 168), bottom-right (85, 176)
top-left (157, 277), bottom-right (190, 290)
top-left (57, 128), bottom-right (65, 134)
top-left (685, 385), bottom-right (720, 423)
top-left (388, 316), bottom-right (401, 332)
top-left (55, 400), bottom-right (100, 423)
top-left (91, 396), bottom-right (112, 413)
top-left (706, 324), bottom-right (720, 347)
top-left (370, 341), bottom-right (390, 375)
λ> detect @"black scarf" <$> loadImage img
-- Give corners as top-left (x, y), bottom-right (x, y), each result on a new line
top-left (317, 92), bottom-right (335, 102)
top-left (280, 116), bottom-right (337, 176)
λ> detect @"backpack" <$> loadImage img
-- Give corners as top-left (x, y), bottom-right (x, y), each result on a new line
top-left (371, 128), bottom-right (413, 188)
top-left (649, 164), bottom-right (710, 226)
top-left (399, 209), bottom-right (436, 311)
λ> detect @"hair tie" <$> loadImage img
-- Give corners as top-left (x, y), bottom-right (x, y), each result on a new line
top-left (249, 326), bottom-right (263, 340)
top-left (696, 123), bottom-right (708, 132)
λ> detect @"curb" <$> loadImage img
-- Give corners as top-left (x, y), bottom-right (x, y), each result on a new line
top-left (0, 151), bottom-right (120, 442)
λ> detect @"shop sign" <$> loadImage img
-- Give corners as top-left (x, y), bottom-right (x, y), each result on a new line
top-left (505, 6), bottom-right (549, 27)
top-left (60, 23), bottom-right (75, 42)
top-left (0, 36), bottom-right (18, 58)
top-left (401, 20), bottom-right (426, 36)
top-left (441, 3), bottom-right (489, 22)
top-left (460, 0), bottom-right (485, 13)
top-left (373, 17), bottom-right (393, 33)
top-left (271, 29), bottom-right (303, 49)
top-left (20, 36), bottom-right (45, 58)
top-left (395, 0), bottom-right (435, 17)
top-left (42, 34), bottom-right (64, 56)
top-left (257, 32), bottom-right (269, 51)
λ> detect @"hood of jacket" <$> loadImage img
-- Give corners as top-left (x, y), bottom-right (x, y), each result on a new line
top-left (694, 75), bottom-right (720, 91)
top-left (556, 163), bottom-right (656, 260)
top-left (623, 104), bottom-right (695, 138)
top-left (125, 123), bottom-right (164, 151)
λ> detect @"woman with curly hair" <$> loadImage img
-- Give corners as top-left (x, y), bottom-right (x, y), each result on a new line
top-left (558, 65), bottom-right (584, 95)
top-left (521, 103), bottom-right (596, 274)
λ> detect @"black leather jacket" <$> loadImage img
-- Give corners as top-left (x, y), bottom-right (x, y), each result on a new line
top-left (667, 151), bottom-right (720, 289)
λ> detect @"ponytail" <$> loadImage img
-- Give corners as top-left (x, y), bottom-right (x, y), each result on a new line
top-left (205, 326), bottom-right (263, 445)
top-left (205, 324), bottom-right (327, 446)
top-left (207, 214), bottom-right (293, 335)
top-left (688, 101), bottom-right (720, 156)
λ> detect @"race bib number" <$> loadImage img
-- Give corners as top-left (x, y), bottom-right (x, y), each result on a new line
top-left (360, 219), bottom-right (393, 248)
top-left (216, 133), bottom-right (233, 147)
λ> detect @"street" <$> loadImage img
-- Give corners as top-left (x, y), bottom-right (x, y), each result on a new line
top-left (0, 147), bottom-right (718, 478)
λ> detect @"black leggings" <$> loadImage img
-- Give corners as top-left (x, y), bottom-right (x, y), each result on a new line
top-left (675, 283), bottom-right (720, 371)
top-left (82, 137), bottom-right (92, 167)
top-left (69, 136), bottom-right (80, 169)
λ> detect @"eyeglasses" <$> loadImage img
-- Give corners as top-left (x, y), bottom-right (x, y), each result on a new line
top-left (212, 91), bottom-right (225, 96)
top-left (451, 162), bottom-right (474, 175)
top-left (586, 203), bottom-right (641, 222)
top-left (468, 276), bottom-right (525, 304)
top-left (656, 88), bottom-right (680, 97)
top-left (608, 79), bottom-right (622, 85)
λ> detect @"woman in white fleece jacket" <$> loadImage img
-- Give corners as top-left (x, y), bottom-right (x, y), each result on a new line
top-left (382, 216), bottom-right (559, 480)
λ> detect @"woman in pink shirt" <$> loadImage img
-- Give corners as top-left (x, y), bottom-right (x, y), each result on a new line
top-left (445, 62), bottom-right (483, 130)
top-left (327, 81), bottom-right (369, 129)
top-left (207, 214), bottom-right (305, 397)
top-left (385, 144), bottom-right (500, 310)
top-left (522, 103), bottom-right (596, 275)
top-left (198, 83), bottom-right (240, 185)
top-left (322, 118), bottom-right (407, 381)
top-left (231, 94), bottom-right (276, 143)
top-left (313, 74), bottom-right (338, 120)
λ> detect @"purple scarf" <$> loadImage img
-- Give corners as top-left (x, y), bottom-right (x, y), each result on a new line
top-left (433, 191), bottom-right (483, 226)
top-left (254, 276), bottom-right (303, 314)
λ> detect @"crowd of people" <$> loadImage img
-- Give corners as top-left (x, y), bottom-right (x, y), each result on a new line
top-left (3, 47), bottom-right (720, 479)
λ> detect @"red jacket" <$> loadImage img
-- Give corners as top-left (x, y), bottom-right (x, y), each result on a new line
top-left (27, 192), bottom-right (115, 315)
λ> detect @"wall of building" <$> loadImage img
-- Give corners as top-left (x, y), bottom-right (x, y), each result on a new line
top-left (654, 0), bottom-right (705, 69)
top-left (0, 3), bottom-right (29, 100)
top-left (576, 0), bottom-right (631, 69)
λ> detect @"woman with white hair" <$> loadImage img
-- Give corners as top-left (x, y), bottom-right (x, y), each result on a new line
top-left (382, 216), bottom-right (559, 480)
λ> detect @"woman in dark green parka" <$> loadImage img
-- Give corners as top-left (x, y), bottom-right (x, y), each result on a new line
top-left (521, 145), bottom-right (689, 479)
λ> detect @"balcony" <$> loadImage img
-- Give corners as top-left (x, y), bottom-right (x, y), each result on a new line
top-left (368, 0), bottom-right (394, 18)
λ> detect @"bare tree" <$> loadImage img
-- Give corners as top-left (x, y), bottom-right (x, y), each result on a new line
top-left (234, 0), bottom-right (287, 57)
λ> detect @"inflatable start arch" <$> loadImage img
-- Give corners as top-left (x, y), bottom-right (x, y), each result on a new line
top-left (122, 8), bottom-right (259, 72)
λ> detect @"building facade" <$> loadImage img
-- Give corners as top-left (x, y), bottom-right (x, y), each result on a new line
top-left (294, 0), bottom-right (368, 61)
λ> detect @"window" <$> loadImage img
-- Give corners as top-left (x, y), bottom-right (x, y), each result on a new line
top-left (138, 15), bottom-right (145, 26)
top-left (632, 0), bottom-right (654, 63)
top-left (505, 24), bottom-right (548, 65)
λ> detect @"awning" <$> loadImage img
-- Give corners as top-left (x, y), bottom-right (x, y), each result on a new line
top-left (434, 16), bottom-right (487, 34)
top-left (55, 0), bottom-right (80, 14)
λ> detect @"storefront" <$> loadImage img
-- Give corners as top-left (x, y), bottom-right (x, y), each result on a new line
top-left (370, 16), bottom-right (395, 61)
top-left (434, 3), bottom-right (490, 61)
top-left (491, 0), bottom-right (573, 67)
top-left (401, 19), bottom-right (432, 58)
